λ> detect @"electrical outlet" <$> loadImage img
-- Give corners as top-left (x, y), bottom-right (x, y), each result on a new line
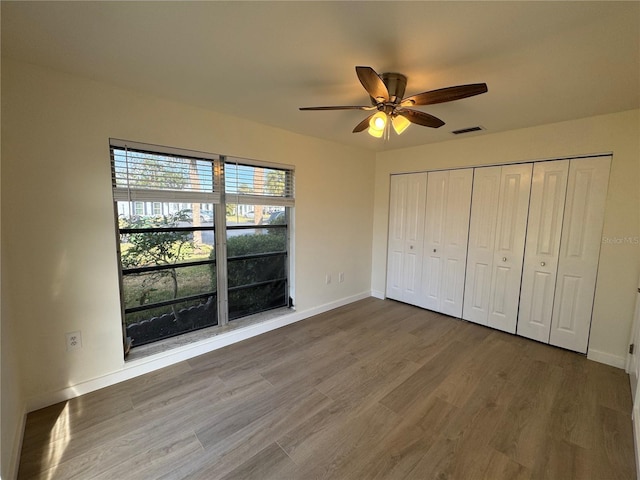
top-left (325, 274), bottom-right (332, 285)
top-left (338, 272), bottom-right (345, 283)
top-left (66, 331), bottom-right (82, 351)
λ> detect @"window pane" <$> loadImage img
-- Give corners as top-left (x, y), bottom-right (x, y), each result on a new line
top-left (229, 281), bottom-right (287, 321)
top-left (118, 200), bottom-right (216, 346)
top-left (226, 205), bottom-right (288, 320)
top-left (122, 263), bottom-right (216, 310)
top-left (125, 295), bottom-right (217, 347)
top-left (118, 202), bottom-right (215, 268)
top-left (226, 204), bottom-right (285, 227)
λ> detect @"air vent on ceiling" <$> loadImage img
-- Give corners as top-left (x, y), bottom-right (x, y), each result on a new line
top-left (451, 126), bottom-right (485, 135)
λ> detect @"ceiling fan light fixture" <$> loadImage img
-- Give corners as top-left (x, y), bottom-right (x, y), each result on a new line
top-left (368, 111), bottom-right (387, 137)
top-left (391, 115), bottom-right (411, 135)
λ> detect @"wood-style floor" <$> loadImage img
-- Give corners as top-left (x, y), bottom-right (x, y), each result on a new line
top-left (18, 298), bottom-right (635, 479)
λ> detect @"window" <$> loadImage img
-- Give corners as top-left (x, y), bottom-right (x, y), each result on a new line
top-left (111, 140), bottom-right (294, 350)
top-left (225, 158), bottom-right (293, 319)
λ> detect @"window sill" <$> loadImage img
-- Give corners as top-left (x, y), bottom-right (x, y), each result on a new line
top-left (125, 307), bottom-right (294, 363)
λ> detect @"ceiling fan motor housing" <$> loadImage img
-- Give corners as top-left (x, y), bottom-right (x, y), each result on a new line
top-left (372, 72), bottom-right (407, 105)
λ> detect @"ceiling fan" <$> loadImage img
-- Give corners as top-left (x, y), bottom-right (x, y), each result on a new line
top-left (300, 66), bottom-right (487, 138)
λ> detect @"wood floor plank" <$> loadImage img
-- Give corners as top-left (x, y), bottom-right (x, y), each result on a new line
top-left (588, 405), bottom-right (636, 480)
top-left (431, 333), bottom-right (520, 408)
top-left (530, 437), bottom-right (590, 480)
top-left (490, 360), bottom-right (566, 469)
top-left (18, 298), bottom-right (636, 480)
top-left (284, 403), bottom-right (401, 479)
top-left (200, 442), bottom-right (298, 480)
top-left (348, 414), bottom-right (440, 480)
top-left (483, 449), bottom-right (531, 480)
top-left (378, 340), bottom-right (479, 415)
top-left (546, 363), bottom-right (597, 450)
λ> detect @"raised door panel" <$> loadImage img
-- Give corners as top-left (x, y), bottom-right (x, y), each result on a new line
top-left (463, 166), bottom-right (501, 325)
top-left (440, 168), bottom-right (473, 317)
top-left (517, 160), bottom-right (569, 343)
top-left (488, 163), bottom-right (532, 333)
top-left (420, 171), bottom-right (448, 310)
top-left (550, 157), bottom-right (611, 353)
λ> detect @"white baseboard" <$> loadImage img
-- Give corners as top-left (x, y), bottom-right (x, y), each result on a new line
top-left (7, 405), bottom-right (27, 480)
top-left (587, 348), bottom-right (627, 369)
top-left (25, 291), bottom-right (371, 413)
top-left (371, 290), bottom-right (385, 300)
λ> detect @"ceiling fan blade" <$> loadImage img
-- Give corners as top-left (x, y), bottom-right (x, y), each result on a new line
top-left (401, 83), bottom-right (488, 107)
top-left (356, 66), bottom-right (389, 103)
top-left (352, 114), bottom-right (374, 133)
top-left (398, 109), bottom-right (445, 128)
top-left (299, 105), bottom-right (375, 111)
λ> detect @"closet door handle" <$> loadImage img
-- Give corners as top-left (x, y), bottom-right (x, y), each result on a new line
top-left (502, 257), bottom-right (507, 262)
top-left (540, 261), bottom-right (546, 267)
top-left (433, 249), bottom-right (437, 253)
top-left (409, 245), bottom-right (414, 250)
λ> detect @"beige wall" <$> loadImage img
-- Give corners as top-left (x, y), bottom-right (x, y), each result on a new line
top-left (373, 109), bottom-right (640, 365)
top-left (1, 289), bottom-right (24, 480)
top-left (2, 53), bottom-right (27, 476)
top-left (1, 59), bottom-right (375, 404)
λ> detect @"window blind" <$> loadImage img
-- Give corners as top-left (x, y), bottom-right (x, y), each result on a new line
top-left (224, 156), bottom-right (294, 207)
top-left (110, 140), bottom-right (221, 204)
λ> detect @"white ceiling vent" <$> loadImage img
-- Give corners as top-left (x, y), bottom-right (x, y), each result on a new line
top-left (451, 126), bottom-right (485, 135)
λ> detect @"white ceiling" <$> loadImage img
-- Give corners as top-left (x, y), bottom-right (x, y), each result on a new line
top-left (2, 1), bottom-right (639, 152)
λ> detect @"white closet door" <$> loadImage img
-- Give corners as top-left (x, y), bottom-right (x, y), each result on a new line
top-left (463, 167), bottom-right (502, 325)
top-left (487, 163), bottom-right (532, 333)
top-left (628, 275), bottom-right (640, 402)
top-left (386, 173), bottom-right (427, 304)
top-left (440, 169), bottom-right (473, 317)
top-left (386, 175), bottom-right (408, 300)
top-left (421, 169), bottom-right (473, 316)
top-left (517, 160), bottom-right (569, 342)
top-left (550, 156), bottom-right (611, 353)
top-left (421, 171), bottom-right (447, 311)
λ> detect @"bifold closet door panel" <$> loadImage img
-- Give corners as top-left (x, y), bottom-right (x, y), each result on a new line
top-left (463, 167), bottom-right (502, 325)
top-left (550, 156), bottom-right (611, 354)
top-left (421, 169), bottom-right (473, 316)
top-left (386, 175), bottom-right (407, 300)
top-left (420, 170), bottom-right (447, 311)
top-left (386, 173), bottom-right (428, 304)
top-left (487, 163), bottom-right (532, 333)
top-left (517, 160), bottom-right (569, 343)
